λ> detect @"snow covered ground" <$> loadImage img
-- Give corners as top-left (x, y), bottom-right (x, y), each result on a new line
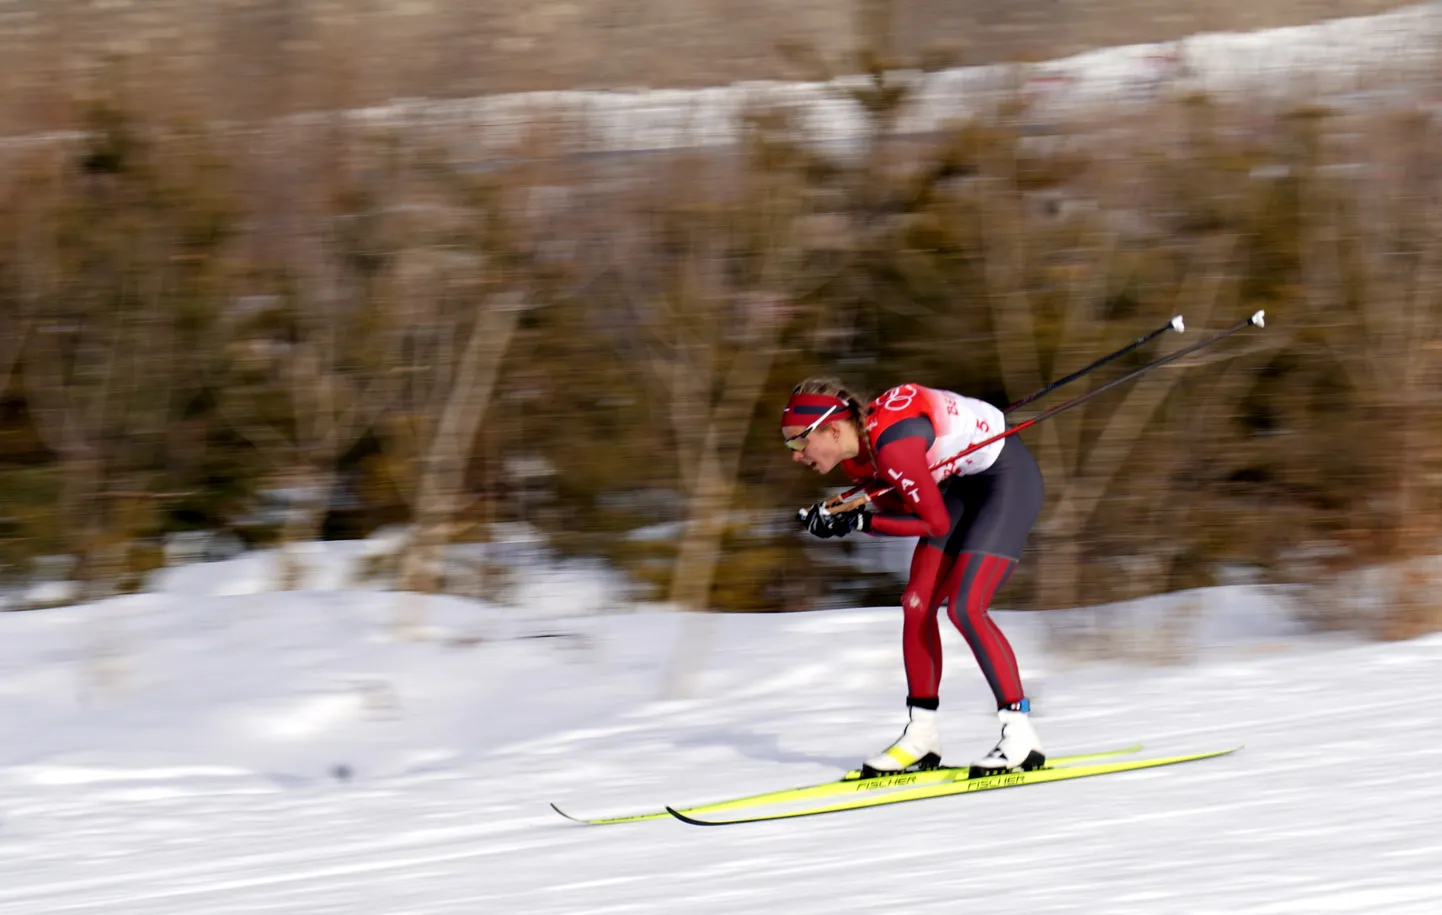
top-left (3, 544), bottom-right (1440, 914)
top-left (363, 3), bottom-right (1442, 156)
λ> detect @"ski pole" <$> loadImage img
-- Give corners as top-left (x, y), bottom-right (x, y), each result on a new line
top-left (826, 315), bottom-right (1186, 507)
top-left (817, 310), bottom-right (1265, 515)
top-left (1003, 314), bottom-right (1185, 413)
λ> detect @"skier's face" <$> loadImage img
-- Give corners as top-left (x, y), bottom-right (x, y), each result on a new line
top-left (783, 422), bottom-right (846, 474)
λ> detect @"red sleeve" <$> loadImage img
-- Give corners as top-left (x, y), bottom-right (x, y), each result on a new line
top-left (839, 456), bottom-right (907, 514)
top-left (864, 435), bottom-right (952, 539)
top-left (867, 489), bottom-right (910, 516)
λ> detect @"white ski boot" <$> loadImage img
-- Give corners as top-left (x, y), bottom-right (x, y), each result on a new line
top-left (861, 706), bottom-right (942, 778)
top-left (969, 700), bottom-right (1046, 778)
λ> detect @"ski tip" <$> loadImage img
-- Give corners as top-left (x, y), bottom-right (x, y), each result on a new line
top-left (665, 806), bottom-right (714, 826)
top-left (550, 803), bottom-right (585, 823)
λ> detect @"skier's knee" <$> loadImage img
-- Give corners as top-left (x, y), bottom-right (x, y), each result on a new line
top-left (900, 587), bottom-right (932, 622)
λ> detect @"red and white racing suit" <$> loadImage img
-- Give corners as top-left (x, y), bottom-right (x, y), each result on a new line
top-left (841, 384), bottom-right (1045, 710)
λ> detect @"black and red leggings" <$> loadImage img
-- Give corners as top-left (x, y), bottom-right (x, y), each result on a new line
top-left (898, 438), bottom-right (1044, 709)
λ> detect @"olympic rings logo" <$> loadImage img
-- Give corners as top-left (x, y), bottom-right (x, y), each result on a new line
top-left (878, 384), bottom-right (918, 412)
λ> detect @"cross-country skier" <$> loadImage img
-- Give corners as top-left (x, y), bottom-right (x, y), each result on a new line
top-left (782, 377), bottom-right (1047, 778)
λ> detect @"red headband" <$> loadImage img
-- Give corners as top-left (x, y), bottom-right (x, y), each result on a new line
top-left (781, 392), bottom-right (852, 429)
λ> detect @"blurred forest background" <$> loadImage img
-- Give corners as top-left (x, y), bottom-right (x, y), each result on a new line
top-left (1, 0), bottom-right (1439, 641)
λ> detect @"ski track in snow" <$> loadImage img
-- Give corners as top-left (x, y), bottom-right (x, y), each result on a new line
top-left (2, 603), bottom-right (1440, 915)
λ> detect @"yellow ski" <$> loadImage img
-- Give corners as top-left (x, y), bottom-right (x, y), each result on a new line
top-left (550, 745), bottom-right (1143, 825)
top-left (666, 746), bottom-right (1241, 826)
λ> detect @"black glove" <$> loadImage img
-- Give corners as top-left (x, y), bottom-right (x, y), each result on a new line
top-left (799, 503), bottom-right (869, 539)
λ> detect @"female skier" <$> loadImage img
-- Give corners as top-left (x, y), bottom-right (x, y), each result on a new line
top-left (782, 377), bottom-right (1046, 778)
